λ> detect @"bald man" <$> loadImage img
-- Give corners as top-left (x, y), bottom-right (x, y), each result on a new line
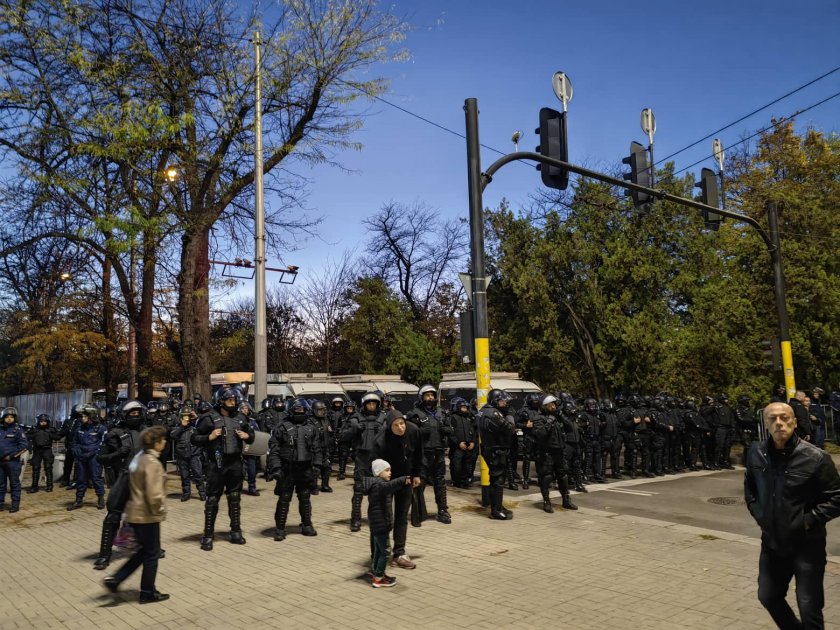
top-left (744, 402), bottom-right (840, 629)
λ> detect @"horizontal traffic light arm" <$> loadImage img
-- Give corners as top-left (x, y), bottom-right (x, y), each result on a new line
top-left (481, 151), bottom-right (772, 251)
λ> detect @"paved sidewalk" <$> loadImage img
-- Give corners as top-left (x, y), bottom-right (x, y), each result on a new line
top-left (1, 470), bottom-right (838, 629)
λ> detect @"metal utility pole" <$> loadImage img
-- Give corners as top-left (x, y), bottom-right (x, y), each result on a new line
top-left (127, 245), bottom-right (136, 401)
top-left (713, 138), bottom-right (726, 210)
top-left (253, 30), bottom-right (267, 406)
top-left (767, 201), bottom-right (796, 398)
top-left (464, 98), bottom-right (491, 504)
top-left (641, 108), bottom-right (656, 187)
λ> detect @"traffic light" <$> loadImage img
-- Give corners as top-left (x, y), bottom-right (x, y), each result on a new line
top-left (695, 167), bottom-right (722, 230)
top-left (621, 141), bottom-right (652, 211)
top-left (535, 107), bottom-right (569, 190)
top-left (761, 338), bottom-right (782, 371)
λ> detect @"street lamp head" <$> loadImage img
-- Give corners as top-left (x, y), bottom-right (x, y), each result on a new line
top-left (511, 130), bottom-right (521, 145)
top-left (59, 272), bottom-right (72, 281)
top-left (165, 166), bottom-right (180, 182)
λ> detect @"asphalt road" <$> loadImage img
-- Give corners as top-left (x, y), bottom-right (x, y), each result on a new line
top-left (565, 466), bottom-right (840, 557)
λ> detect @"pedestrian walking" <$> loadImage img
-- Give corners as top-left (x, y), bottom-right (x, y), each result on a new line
top-left (103, 425), bottom-right (170, 604)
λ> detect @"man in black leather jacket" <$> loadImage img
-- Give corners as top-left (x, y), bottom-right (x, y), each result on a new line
top-left (744, 402), bottom-right (840, 629)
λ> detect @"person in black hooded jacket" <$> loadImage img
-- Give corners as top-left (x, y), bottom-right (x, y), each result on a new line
top-left (370, 409), bottom-right (423, 570)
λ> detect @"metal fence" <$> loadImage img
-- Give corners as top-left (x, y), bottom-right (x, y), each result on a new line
top-left (0, 388), bottom-right (93, 427)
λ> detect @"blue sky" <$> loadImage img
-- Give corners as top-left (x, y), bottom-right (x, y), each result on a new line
top-left (258, 0), bottom-right (840, 289)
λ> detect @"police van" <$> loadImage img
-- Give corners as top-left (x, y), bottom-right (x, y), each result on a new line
top-left (332, 375), bottom-right (419, 413)
top-left (437, 372), bottom-right (543, 411)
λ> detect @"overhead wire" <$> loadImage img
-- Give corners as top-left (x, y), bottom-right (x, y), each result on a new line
top-left (655, 65), bottom-right (840, 165)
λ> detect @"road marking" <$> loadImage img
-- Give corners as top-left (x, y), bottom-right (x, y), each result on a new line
top-left (603, 488), bottom-right (657, 496)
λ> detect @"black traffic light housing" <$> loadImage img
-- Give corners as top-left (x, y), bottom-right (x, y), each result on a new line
top-left (535, 107), bottom-right (569, 190)
top-left (761, 337), bottom-right (782, 371)
top-left (695, 167), bottom-right (722, 230)
top-left (622, 141), bottom-right (652, 212)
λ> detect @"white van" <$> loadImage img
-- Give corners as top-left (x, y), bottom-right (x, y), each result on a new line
top-left (332, 375), bottom-right (419, 414)
top-left (437, 371), bottom-right (543, 411)
top-left (265, 373), bottom-right (348, 407)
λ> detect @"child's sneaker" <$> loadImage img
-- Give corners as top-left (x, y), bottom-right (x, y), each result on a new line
top-left (371, 575), bottom-right (396, 588)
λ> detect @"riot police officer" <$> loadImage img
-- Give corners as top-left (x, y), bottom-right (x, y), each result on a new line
top-left (682, 398), bottom-right (706, 470)
top-left (92, 400), bottom-right (145, 569)
top-left (406, 385), bottom-right (453, 525)
top-left (533, 396), bottom-right (578, 513)
top-left (580, 398), bottom-right (606, 483)
top-left (561, 399), bottom-right (586, 491)
top-left (342, 392), bottom-right (386, 532)
top-left (336, 399), bottom-right (357, 481)
top-left (327, 396), bottom-right (345, 464)
top-left (516, 394), bottom-right (541, 489)
top-left (700, 395), bottom-right (719, 469)
top-left (714, 393), bottom-right (736, 469)
top-left (599, 398), bottom-right (623, 479)
top-left (26, 414), bottom-right (59, 493)
top-left (192, 387), bottom-right (255, 551)
top-left (310, 400), bottom-right (333, 493)
top-left (735, 394), bottom-right (758, 464)
top-left (447, 397), bottom-right (477, 488)
top-left (170, 403), bottom-right (206, 502)
top-left (477, 389), bottom-right (515, 520)
top-left (649, 397), bottom-right (670, 476)
top-left (67, 405), bottom-right (107, 510)
top-left (268, 398), bottom-right (322, 541)
top-left (58, 410), bottom-right (82, 488)
top-left (0, 407), bottom-right (29, 513)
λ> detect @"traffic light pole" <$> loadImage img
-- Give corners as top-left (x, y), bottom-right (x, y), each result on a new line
top-left (767, 201), bottom-right (796, 399)
top-left (477, 147), bottom-right (795, 394)
top-left (464, 98), bottom-right (492, 506)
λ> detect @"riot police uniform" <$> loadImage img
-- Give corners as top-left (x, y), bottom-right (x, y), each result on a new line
top-left (515, 394), bottom-right (541, 489)
top-left (448, 397), bottom-right (477, 488)
top-left (714, 394), bottom-right (736, 469)
top-left (67, 405), bottom-right (107, 510)
top-left (26, 414), bottom-right (59, 493)
top-left (477, 389), bottom-right (515, 520)
top-left (310, 401), bottom-right (334, 493)
top-left (699, 396), bottom-right (719, 469)
top-left (192, 387), bottom-right (255, 551)
top-left (562, 401), bottom-right (586, 491)
top-left (407, 385), bottom-right (453, 524)
top-left (599, 399), bottom-right (623, 479)
top-left (336, 400), bottom-right (357, 480)
top-left (0, 408), bottom-right (29, 513)
top-left (649, 397), bottom-right (670, 476)
top-left (735, 395), bottom-right (758, 465)
top-left (532, 396), bottom-right (578, 513)
top-left (268, 398), bottom-right (322, 541)
top-left (170, 406), bottom-right (206, 501)
top-left (580, 399), bottom-right (605, 483)
top-left (92, 400), bottom-right (145, 569)
top-left (58, 412), bottom-right (82, 487)
top-left (341, 393), bottom-right (386, 532)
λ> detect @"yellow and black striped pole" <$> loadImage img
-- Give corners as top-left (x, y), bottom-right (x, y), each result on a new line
top-left (465, 98), bottom-right (492, 506)
top-left (767, 201), bottom-right (796, 399)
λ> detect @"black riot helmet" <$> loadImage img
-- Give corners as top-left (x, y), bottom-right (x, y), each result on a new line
top-left (600, 398), bottom-right (615, 412)
top-left (146, 401), bottom-right (158, 414)
top-left (524, 393), bottom-right (542, 410)
top-left (717, 392), bottom-right (730, 405)
top-left (196, 400), bottom-right (212, 414)
top-left (449, 396), bottom-right (469, 414)
top-left (120, 400), bottom-right (146, 430)
top-left (2, 407), bottom-right (18, 423)
top-left (584, 398), bottom-right (599, 413)
top-left (36, 413), bottom-right (51, 427)
top-left (702, 395), bottom-right (715, 406)
top-left (562, 401), bottom-right (577, 416)
top-left (158, 400), bottom-right (170, 414)
top-left (343, 399), bottom-right (357, 414)
top-left (260, 398), bottom-right (271, 411)
top-left (487, 389), bottom-right (511, 410)
top-left (737, 394), bottom-right (750, 407)
top-left (614, 392), bottom-right (627, 408)
top-left (685, 398), bottom-right (698, 411)
top-left (312, 400), bottom-right (327, 418)
top-left (290, 397), bottom-right (309, 422)
top-left (269, 397), bottom-right (284, 412)
top-left (214, 387), bottom-right (243, 412)
top-left (627, 393), bottom-right (640, 407)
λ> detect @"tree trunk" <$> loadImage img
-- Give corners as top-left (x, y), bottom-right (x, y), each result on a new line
top-left (136, 235), bottom-right (157, 402)
top-left (101, 256), bottom-right (117, 405)
top-left (178, 226), bottom-right (212, 399)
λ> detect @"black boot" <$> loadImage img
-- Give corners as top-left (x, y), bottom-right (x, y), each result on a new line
top-left (506, 459), bottom-right (519, 490)
top-left (299, 498), bottom-right (317, 536)
top-left (201, 497), bottom-right (219, 551)
top-left (562, 494), bottom-right (579, 510)
top-left (97, 495), bottom-right (105, 510)
top-left (45, 468), bottom-right (54, 492)
top-left (350, 492), bottom-right (363, 532)
top-left (320, 467), bottom-right (332, 492)
top-left (180, 476), bottom-right (191, 502)
top-left (67, 500), bottom-right (83, 511)
top-left (227, 492), bottom-right (246, 544)
top-left (488, 486), bottom-right (507, 520)
top-left (521, 460), bottom-right (531, 489)
top-left (541, 487), bottom-right (554, 513)
top-left (558, 476), bottom-right (578, 510)
top-left (27, 466), bottom-right (40, 493)
top-left (94, 516), bottom-right (119, 570)
top-left (434, 485), bottom-right (451, 524)
top-left (274, 499), bottom-right (290, 541)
